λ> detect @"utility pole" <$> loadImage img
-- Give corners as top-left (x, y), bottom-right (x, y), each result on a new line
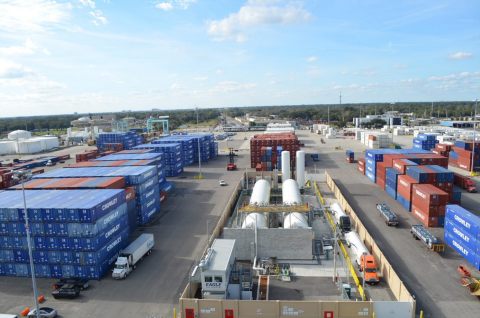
top-left (431, 102), bottom-right (434, 118)
top-left (196, 107), bottom-right (203, 179)
top-left (332, 225), bottom-right (337, 284)
top-left (471, 99), bottom-right (478, 176)
top-left (327, 105), bottom-right (330, 125)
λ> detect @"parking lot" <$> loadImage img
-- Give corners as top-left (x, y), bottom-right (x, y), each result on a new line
top-left (299, 130), bottom-right (480, 318)
top-left (0, 136), bottom-right (248, 318)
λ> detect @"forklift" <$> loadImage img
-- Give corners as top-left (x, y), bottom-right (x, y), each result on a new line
top-left (227, 148), bottom-right (238, 171)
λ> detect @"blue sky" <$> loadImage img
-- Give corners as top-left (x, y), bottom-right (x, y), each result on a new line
top-left (0, 0), bottom-right (479, 116)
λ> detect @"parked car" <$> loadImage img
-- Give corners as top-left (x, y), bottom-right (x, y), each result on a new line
top-left (51, 284), bottom-right (80, 299)
top-left (219, 180), bottom-right (227, 186)
top-left (53, 278), bottom-right (89, 290)
top-left (27, 307), bottom-right (57, 318)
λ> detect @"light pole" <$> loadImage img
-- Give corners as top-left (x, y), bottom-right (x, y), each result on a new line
top-left (332, 225), bottom-right (337, 284)
top-left (196, 107), bottom-right (203, 179)
top-left (471, 99), bottom-right (478, 176)
top-left (362, 252), bottom-right (367, 300)
top-left (14, 171), bottom-right (41, 318)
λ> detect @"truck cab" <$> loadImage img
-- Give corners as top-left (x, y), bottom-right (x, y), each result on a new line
top-left (112, 256), bottom-right (131, 279)
top-left (360, 254), bottom-right (380, 284)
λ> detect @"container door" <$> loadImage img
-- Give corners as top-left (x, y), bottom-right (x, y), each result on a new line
top-left (185, 308), bottom-right (195, 318)
top-left (225, 309), bottom-right (234, 318)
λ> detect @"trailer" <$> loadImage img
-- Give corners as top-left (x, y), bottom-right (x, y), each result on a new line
top-left (376, 203), bottom-right (399, 226)
top-left (330, 202), bottom-right (351, 233)
top-left (410, 225), bottom-right (445, 252)
top-left (112, 233), bottom-right (155, 279)
top-left (454, 173), bottom-right (477, 193)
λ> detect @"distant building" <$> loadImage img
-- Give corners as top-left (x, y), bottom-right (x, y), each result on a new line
top-left (70, 114), bottom-right (116, 130)
top-left (440, 121), bottom-right (476, 128)
top-left (353, 111), bottom-right (403, 128)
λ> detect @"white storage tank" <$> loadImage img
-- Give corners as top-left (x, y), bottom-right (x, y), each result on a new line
top-left (282, 179), bottom-right (308, 229)
top-left (242, 180), bottom-right (270, 229)
top-left (281, 151), bottom-right (291, 182)
top-left (296, 150), bottom-right (305, 188)
top-left (8, 130), bottom-right (31, 140)
top-left (0, 140), bottom-right (17, 155)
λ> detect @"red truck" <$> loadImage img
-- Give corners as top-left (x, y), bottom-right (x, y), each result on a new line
top-left (454, 173), bottom-right (477, 193)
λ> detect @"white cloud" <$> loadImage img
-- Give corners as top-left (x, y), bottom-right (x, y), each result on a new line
top-left (155, 0), bottom-right (196, 11)
top-left (0, 0), bottom-right (71, 33)
top-left (449, 52), bottom-right (473, 60)
top-left (90, 9), bottom-right (108, 26)
top-left (306, 56), bottom-right (317, 63)
top-left (428, 71), bottom-right (480, 82)
top-left (156, 2), bottom-right (173, 11)
top-left (0, 59), bottom-right (33, 79)
top-left (193, 76), bottom-right (208, 81)
top-left (79, 0), bottom-right (95, 9)
top-left (0, 39), bottom-right (38, 56)
top-left (207, 1), bottom-right (311, 42)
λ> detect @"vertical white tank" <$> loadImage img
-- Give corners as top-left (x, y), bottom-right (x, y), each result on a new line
top-left (281, 151), bottom-right (291, 182)
top-left (282, 179), bottom-right (308, 229)
top-left (242, 180), bottom-right (270, 229)
top-left (296, 150), bottom-right (305, 188)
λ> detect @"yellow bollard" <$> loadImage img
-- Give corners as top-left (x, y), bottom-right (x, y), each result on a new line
top-left (420, 310), bottom-right (424, 318)
top-left (173, 307), bottom-right (177, 318)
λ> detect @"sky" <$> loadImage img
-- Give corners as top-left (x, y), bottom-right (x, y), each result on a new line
top-left (0, 0), bottom-right (479, 117)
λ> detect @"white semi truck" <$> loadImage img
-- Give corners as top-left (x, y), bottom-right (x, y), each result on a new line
top-left (112, 233), bottom-right (154, 279)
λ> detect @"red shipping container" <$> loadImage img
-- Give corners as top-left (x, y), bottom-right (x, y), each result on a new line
top-left (397, 175), bottom-right (419, 201)
top-left (358, 158), bottom-right (365, 167)
top-left (411, 204), bottom-right (443, 227)
top-left (392, 159), bottom-right (417, 174)
top-left (125, 186), bottom-right (136, 201)
top-left (382, 154), bottom-right (407, 166)
top-left (436, 144), bottom-right (452, 152)
top-left (457, 156), bottom-right (472, 171)
top-left (411, 184), bottom-right (449, 207)
top-left (358, 165), bottom-right (365, 174)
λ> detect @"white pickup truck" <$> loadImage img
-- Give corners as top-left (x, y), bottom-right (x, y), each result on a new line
top-left (112, 233), bottom-right (154, 279)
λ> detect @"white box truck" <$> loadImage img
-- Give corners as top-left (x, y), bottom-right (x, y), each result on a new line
top-left (112, 233), bottom-right (154, 279)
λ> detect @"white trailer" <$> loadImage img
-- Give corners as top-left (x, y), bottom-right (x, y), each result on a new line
top-left (112, 233), bottom-right (154, 279)
top-left (344, 231), bottom-right (368, 266)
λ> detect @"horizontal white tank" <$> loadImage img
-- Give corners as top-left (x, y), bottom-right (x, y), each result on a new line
top-left (330, 202), bottom-right (347, 221)
top-left (242, 179), bottom-right (270, 229)
top-left (282, 179), bottom-right (308, 229)
top-left (344, 231), bottom-right (369, 266)
top-left (249, 179), bottom-right (270, 206)
top-left (282, 179), bottom-right (301, 205)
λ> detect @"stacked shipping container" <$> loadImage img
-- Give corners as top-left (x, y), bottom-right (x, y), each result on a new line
top-left (33, 166), bottom-right (160, 226)
top-left (449, 140), bottom-right (480, 171)
top-left (413, 133), bottom-right (438, 150)
top-left (134, 143), bottom-right (183, 177)
top-left (96, 131), bottom-right (144, 152)
top-left (361, 148), bottom-right (460, 227)
top-left (0, 189), bottom-right (129, 279)
top-left (411, 184), bottom-right (448, 227)
top-left (444, 205), bottom-right (480, 270)
top-left (250, 133), bottom-right (300, 169)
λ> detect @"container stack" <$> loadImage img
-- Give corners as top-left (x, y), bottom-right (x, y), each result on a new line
top-left (96, 131), bottom-right (143, 152)
top-left (154, 136), bottom-right (195, 165)
top-left (444, 205), bottom-right (480, 270)
top-left (361, 149), bottom-right (461, 224)
top-left (432, 143), bottom-right (452, 157)
top-left (250, 133), bottom-right (300, 169)
top-left (345, 150), bottom-right (354, 163)
top-left (76, 150), bottom-right (98, 163)
top-left (0, 189), bottom-right (130, 279)
top-left (411, 184), bottom-right (448, 227)
top-left (93, 153), bottom-right (166, 185)
top-left (33, 166), bottom-right (161, 226)
top-left (135, 143), bottom-right (183, 177)
top-left (449, 141), bottom-right (480, 171)
top-left (413, 133), bottom-right (438, 150)
top-left (0, 168), bottom-right (14, 189)
top-left (357, 158), bottom-right (365, 174)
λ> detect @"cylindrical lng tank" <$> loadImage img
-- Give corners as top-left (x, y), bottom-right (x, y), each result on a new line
top-left (242, 179), bottom-right (270, 229)
top-left (296, 150), bottom-right (305, 188)
top-left (344, 231), bottom-right (369, 265)
top-left (281, 151), bottom-right (291, 182)
top-left (282, 179), bottom-right (308, 229)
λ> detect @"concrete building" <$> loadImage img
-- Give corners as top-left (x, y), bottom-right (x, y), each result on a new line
top-left (353, 111), bottom-right (403, 128)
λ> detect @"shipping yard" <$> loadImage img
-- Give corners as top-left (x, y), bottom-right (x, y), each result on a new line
top-left (0, 121), bottom-right (480, 318)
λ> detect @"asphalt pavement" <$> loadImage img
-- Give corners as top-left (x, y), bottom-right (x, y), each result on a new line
top-left (298, 131), bottom-right (480, 318)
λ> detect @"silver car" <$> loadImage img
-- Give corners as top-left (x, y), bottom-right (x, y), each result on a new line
top-left (27, 307), bottom-right (57, 318)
